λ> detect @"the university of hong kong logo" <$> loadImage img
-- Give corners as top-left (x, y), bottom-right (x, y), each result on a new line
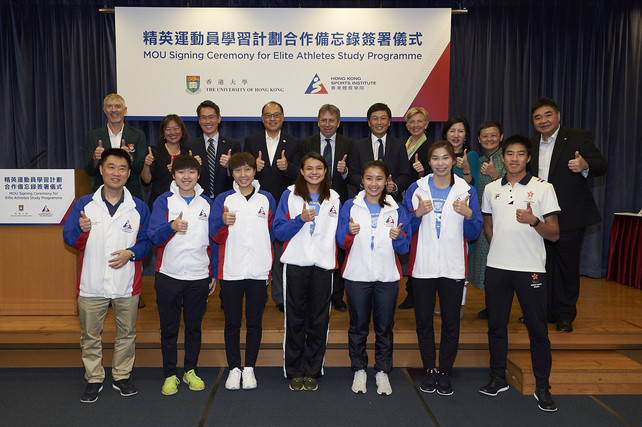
top-left (304, 74), bottom-right (328, 94)
top-left (186, 76), bottom-right (201, 94)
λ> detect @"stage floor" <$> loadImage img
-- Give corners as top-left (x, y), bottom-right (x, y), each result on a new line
top-left (1, 277), bottom-right (641, 368)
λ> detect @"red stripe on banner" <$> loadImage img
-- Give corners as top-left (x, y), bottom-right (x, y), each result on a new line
top-left (408, 43), bottom-right (451, 122)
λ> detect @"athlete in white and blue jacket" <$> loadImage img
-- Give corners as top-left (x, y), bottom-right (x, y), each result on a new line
top-left (210, 152), bottom-right (276, 390)
top-left (401, 140), bottom-right (483, 396)
top-left (273, 153), bottom-right (341, 391)
top-left (336, 160), bottom-right (411, 396)
top-left (147, 155), bottom-right (216, 395)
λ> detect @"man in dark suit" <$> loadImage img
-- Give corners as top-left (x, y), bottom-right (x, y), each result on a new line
top-left (529, 97), bottom-right (608, 332)
top-left (300, 104), bottom-right (353, 311)
top-left (85, 94), bottom-right (147, 200)
top-left (348, 103), bottom-right (411, 201)
top-left (244, 101), bottom-right (302, 311)
top-left (186, 100), bottom-right (241, 200)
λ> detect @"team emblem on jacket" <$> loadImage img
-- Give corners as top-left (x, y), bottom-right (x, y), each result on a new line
top-left (199, 209), bottom-right (208, 220)
top-left (256, 206), bottom-right (266, 218)
top-left (127, 143), bottom-right (135, 153)
top-left (494, 193), bottom-right (501, 199)
top-left (122, 220), bottom-right (134, 233)
top-left (328, 205), bottom-right (338, 217)
top-left (384, 215), bottom-right (395, 227)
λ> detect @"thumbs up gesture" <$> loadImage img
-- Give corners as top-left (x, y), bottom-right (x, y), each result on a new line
top-left (453, 193), bottom-right (473, 219)
top-left (386, 174), bottom-right (396, 193)
top-left (93, 139), bottom-right (105, 161)
top-left (414, 193), bottom-right (433, 217)
top-left (348, 216), bottom-right (360, 235)
top-left (300, 202), bottom-right (315, 222)
top-left (256, 151), bottom-right (265, 172)
top-left (567, 150), bottom-right (588, 173)
top-left (481, 155), bottom-right (498, 179)
top-left (412, 153), bottom-right (425, 176)
top-left (144, 147), bottom-right (155, 166)
top-left (120, 138), bottom-right (130, 153)
top-left (516, 201), bottom-right (537, 225)
top-left (187, 149), bottom-right (202, 166)
top-left (222, 206), bottom-right (236, 226)
top-left (171, 211), bottom-right (189, 234)
top-left (456, 149), bottom-right (470, 173)
top-left (389, 222), bottom-right (403, 240)
top-left (276, 149), bottom-right (288, 171)
top-left (79, 210), bottom-right (92, 233)
top-left (336, 154), bottom-right (348, 174)
top-left (220, 149), bottom-right (233, 168)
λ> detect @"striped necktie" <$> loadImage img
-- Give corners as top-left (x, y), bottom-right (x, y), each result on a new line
top-left (323, 138), bottom-right (333, 178)
top-left (207, 138), bottom-right (216, 196)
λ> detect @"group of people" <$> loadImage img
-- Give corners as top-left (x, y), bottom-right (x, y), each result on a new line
top-left (63, 93), bottom-right (607, 414)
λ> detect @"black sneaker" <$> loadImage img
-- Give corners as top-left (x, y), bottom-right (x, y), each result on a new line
top-left (479, 377), bottom-right (509, 396)
top-left (534, 388), bottom-right (558, 412)
top-left (419, 368), bottom-right (438, 393)
top-left (80, 382), bottom-right (103, 404)
top-left (436, 371), bottom-right (453, 396)
top-left (112, 379), bottom-right (138, 397)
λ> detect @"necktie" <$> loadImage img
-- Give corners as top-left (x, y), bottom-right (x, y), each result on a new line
top-left (323, 138), bottom-right (333, 178)
top-left (377, 138), bottom-right (384, 161)
top-left (207, 138), bottom-right (216, 196)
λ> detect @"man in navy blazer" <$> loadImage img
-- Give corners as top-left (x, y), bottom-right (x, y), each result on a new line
top-left (244, 101), bottom-right (302, 311)
top-left (85, 94), bottom-right (147, 200)
top-left (529, 97), bottom-right (608, 332)
top-left (300, 104), bottom-right (353, 311)
top-left (348, 103), bottom-right (411, 201)
top-left (186, 100), bottom-right (241, 200)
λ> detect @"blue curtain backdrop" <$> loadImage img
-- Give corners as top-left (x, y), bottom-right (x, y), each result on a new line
top-left (1, 0), bottom-right (640, 277)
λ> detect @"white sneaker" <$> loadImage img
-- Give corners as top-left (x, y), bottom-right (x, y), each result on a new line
top-left (351, 369), bottom-right (367, 394)
top-left (225, 367), bottom-right (241, 390)
top-left (375, 371), bottom-right (392, 395)
top-left (242, 367), bottom-right (257, 390)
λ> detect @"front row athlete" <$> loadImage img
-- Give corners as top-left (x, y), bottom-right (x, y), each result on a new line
top-left (478, 135), bottom-right (561, 412)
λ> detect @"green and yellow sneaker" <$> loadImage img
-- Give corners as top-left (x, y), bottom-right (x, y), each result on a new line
top-left (183, 369), bottom-right (205, 391)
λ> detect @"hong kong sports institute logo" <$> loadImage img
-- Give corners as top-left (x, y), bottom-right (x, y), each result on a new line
top-left (304, 74), bottom-right (328, 94)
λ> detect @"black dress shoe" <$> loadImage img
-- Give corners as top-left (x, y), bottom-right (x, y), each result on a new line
top-left (556, 320), bottom-right (573, 332)
top-left (277, 303), bottom-right (284, 313)
top-left (398, 295), bottom-right (413, 310)
top-left (477, 308), bottom-right (489, 320)
top-left (333, 299), bottom-right (347, 312)
top-left (518, 316), bottom-right (525, 324)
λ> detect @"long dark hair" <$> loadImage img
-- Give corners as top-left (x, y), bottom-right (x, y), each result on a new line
top-left (427, 140), bottom-right (455, 187)
top-left (361, 160), bottom-right (391, 207)
top-left (294, 152), bottom-right (331, 202)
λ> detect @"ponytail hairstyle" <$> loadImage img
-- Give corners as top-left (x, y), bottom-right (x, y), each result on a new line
top-left (362, 160), bottom-right (391, 207)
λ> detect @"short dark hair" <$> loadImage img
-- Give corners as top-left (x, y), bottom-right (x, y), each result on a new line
top-left (197, 100), bottom-right (220, 117)
top-left (171, 154), bottom-right (201, 175)
top-left (361, 160), bottom-right (391, 207)
top-left (441, 116), bottom-right (471, 150)
top-left (502, 135), bottom-right (532, 157)
top-left (318, 104), bottom-right (341, 121)
top-left (367, 103), bottom-right (391, 121)
top-left (101, 148), bottom-right (132, 169)
top-left (228, 152), bottom-right (256, 171)
top-left (159, 114), bottom-right (188, 145)
top-left (262, 101), bottom-right (284, 115)
top-left (426, 140), bottom-right (455, 186)
top-left (478, 120), bottom-right (503, 136)
top-left (530, 97), bottom-right (559, 115)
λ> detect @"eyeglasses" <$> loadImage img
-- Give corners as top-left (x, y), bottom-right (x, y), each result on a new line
top-left (199, 115), bottom-right (218, 121)
top-left (262, 113), bottom-right (282, 119)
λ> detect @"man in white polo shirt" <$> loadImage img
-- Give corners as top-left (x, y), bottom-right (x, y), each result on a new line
top-left (478, 135), bottom-right (561, 412)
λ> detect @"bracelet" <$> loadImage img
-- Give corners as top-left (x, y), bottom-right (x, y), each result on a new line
top-left (530, 218), bottom-right (540, 227)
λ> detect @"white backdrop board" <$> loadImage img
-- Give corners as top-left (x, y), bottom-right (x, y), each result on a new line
top-left (116, 7), bottom-right (451, 121)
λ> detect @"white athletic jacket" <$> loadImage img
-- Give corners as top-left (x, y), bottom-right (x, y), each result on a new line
top-left (148, 182), bottom-right (214, 281)
top-left (211, 180), bottom-right (276, 281)
top-left (273, 185), bottom-right (341, 270)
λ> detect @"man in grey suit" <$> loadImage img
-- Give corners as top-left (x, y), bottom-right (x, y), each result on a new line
top-left (244, 101), bottom-right (301, 311)
top-left (85, 94), bottom-right (147, 200)
top-left (300, 104), bottom-right (353, 311)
